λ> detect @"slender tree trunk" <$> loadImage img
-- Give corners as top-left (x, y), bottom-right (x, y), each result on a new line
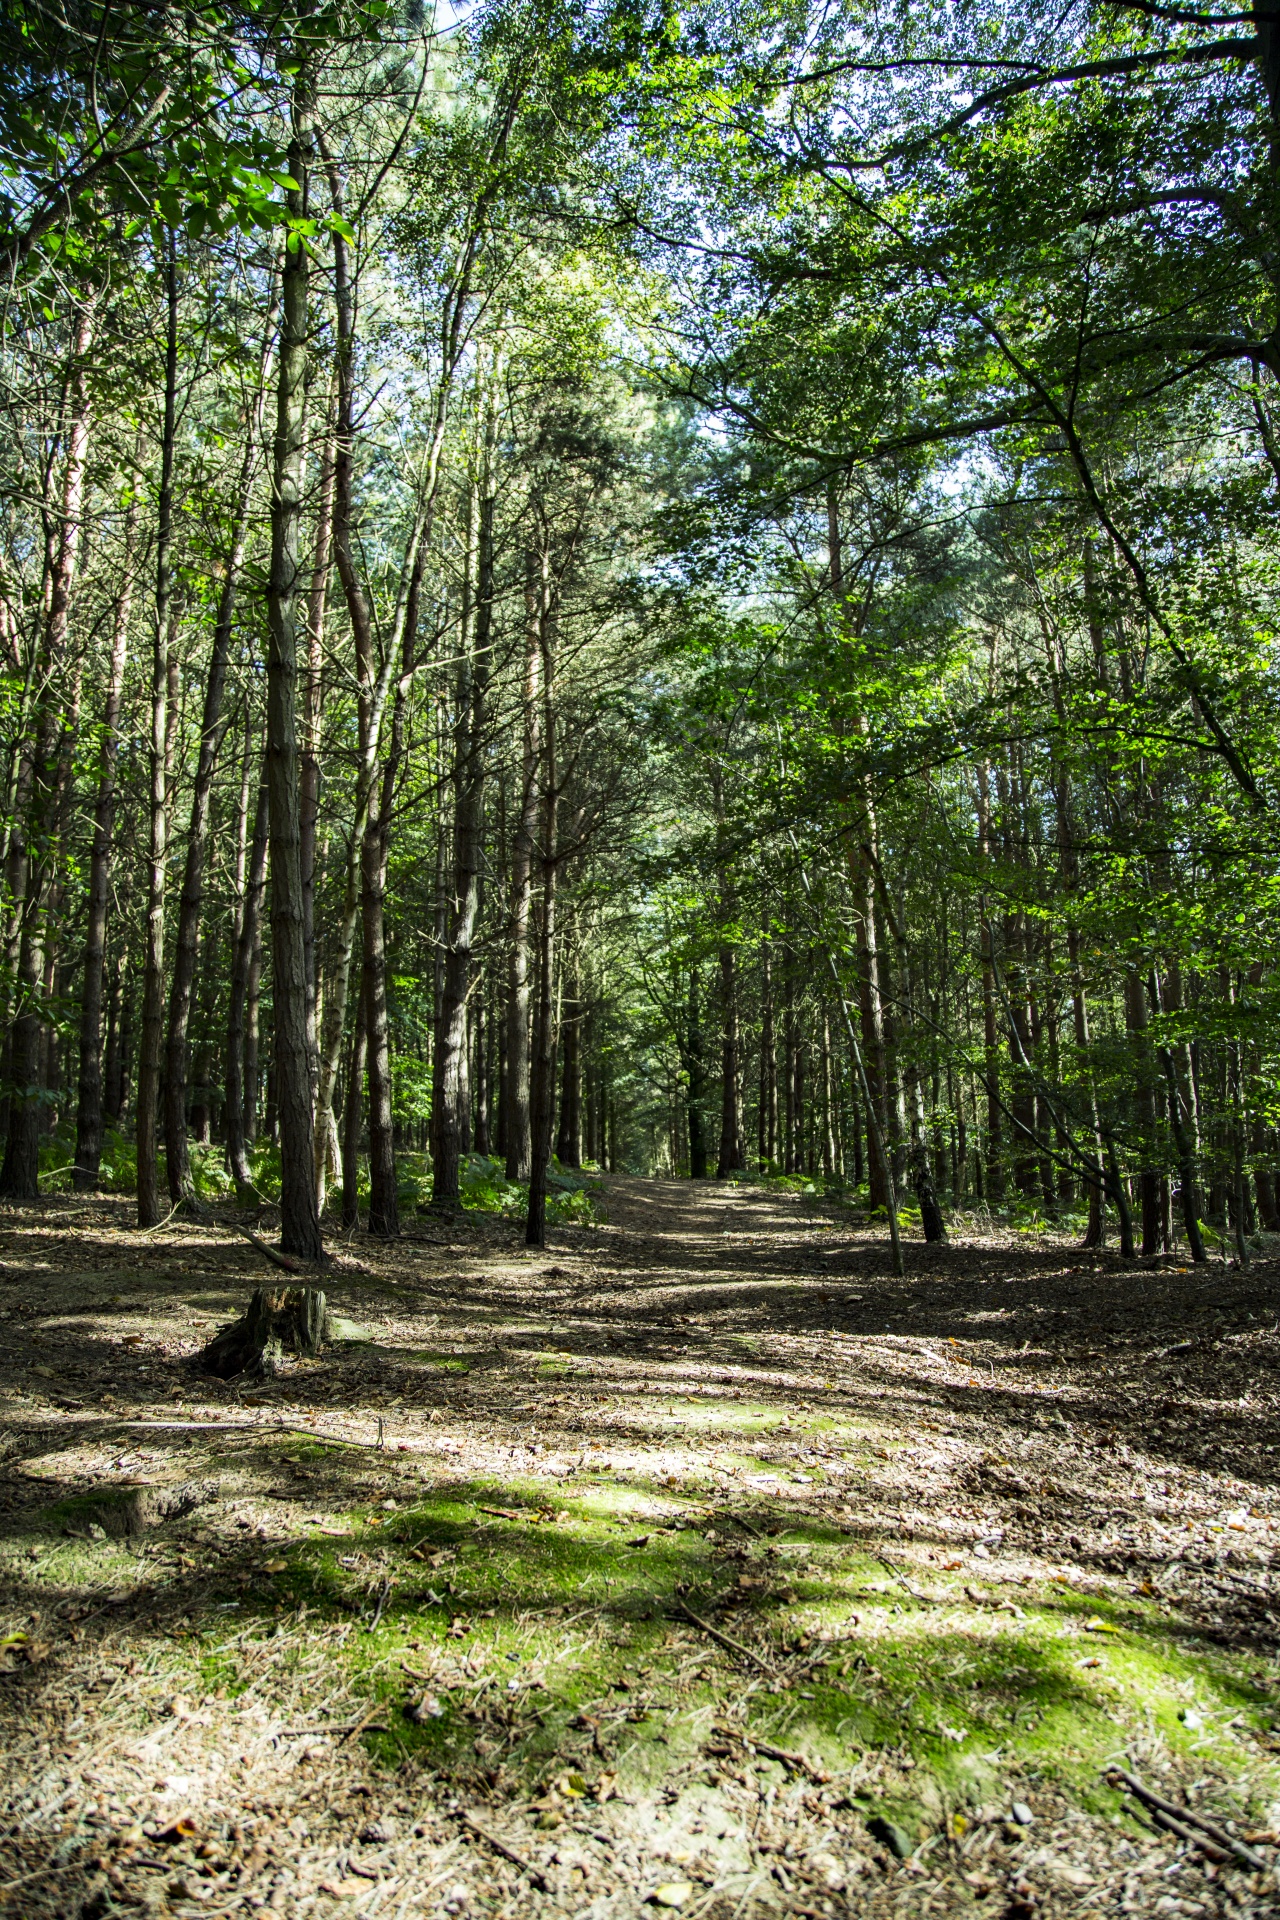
top-left (136, 247), bottom-right (178, 1228)
top-left (1, 299), bottom-right (95, 1197)
top-left (524, 824), bottom-right (558, 1246)
top-left (341, 978), bottom-right (368, 1231)
top-left (226, 760), bottom-right (269, 1195)
top-left (556, 976), bottom-right (581, 1167)
top-left (104, 945), bottom-right (128, 1124)
top-left (313, 827), bottom-right (361, 1211)
top-left (1149, 967), bottom-right (1207, 1261)
top-left (687, 966), bottom-right (708, 1178)
top-left (525, 611), bottom-right (559, 1248)
top-left (760, 934), bottom-right (777, 1167)
top-left (432, 467), bottom-right (491, 1212)
top-left (324, 161), bottom-right (430, 1240)
top-left (164, 398), bottom-right (262, 1205)
top-left (361, 734), bottom-right (400, 1236)
top-left (301, 379), bottom-right (335, 1116)
top-left (505, 551), bottom-right (543, 1179)
top-left (73, 484), bottom-right (137, 1188)
top-left (820, 1008), bottom-right (838, 1179)
top-left (473, 989), bottom-right (490, 1154)
top-left (264, 83), bottom-right (323, 1261)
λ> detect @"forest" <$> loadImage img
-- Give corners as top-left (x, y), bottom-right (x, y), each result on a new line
top-left (3, 5), bottom-right (1280, 1919)
top-left (3, 0), bottom-right (1279, 1265)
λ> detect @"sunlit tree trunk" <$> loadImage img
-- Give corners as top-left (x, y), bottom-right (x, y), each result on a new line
top-left (135, 249), bottom-right (178, 1228)
top-left (264, 80), bottom-right (323, 1260)
top-left (433, 461), bottom-right (492, 1211)
top-left (165, 386), bottom-right (263, 1206)
top-left (505, 550), bottom-right (543, 1179)
top-left (226, 761), bottom-right (268, 1197)
top-left (74, 478), bottom-right (137, 1189)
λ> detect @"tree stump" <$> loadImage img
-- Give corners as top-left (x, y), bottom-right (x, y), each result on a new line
top-left (197, 1286), bottom-right (330, 1380)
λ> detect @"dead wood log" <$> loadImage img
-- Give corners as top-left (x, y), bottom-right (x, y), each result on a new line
top-left (196, 1285), bottom-right (330, 1380)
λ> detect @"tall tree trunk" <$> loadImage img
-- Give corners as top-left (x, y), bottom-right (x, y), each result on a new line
top-left (525, 611), bottom-right (559, 1248)
top-left (820, 1007), bottom-right (838, 1180)
top-left (556, 972), bottom-right (581, 1168)
top-left (361, 728), bottom-right (401, 1237)
top-left (432, 465), bottom-right (492, 1212)
top-left (313, 826), bottom-right (361, 1211)
top-left (301, 377), bottom-right (336, 1120)
top-left (714, 781), bottom-right (745, 1179)
top-left (226, 759), bottom-right (269, 1196)
top-left (759, 933), bottom-right (777, 1167)
top-left (687, 966), bottom-right (708, 1178)
top-left (524, 814), bottom-right (558, 1247)
top-left (73, 480), bottom-right (137, 1189)
top-left (103, 946), bottom-right (128, 1125)
top-left (504, 550), bottom-right (543, 1180)
top-left (473, 987), bottom-right (490, 1154)
top-left (264, 83), bottom-right (323, 1261)
top-left (1, 298), bottom-right (95, 1197)
top-left (324, 158), bottom-right (430, 1239)
top-left (341, 977), bottom-right (367, 1231)
top-left (136, 247), bottom-right (178, 1228)
top-left (164, 396), bottom-right (262, 1206)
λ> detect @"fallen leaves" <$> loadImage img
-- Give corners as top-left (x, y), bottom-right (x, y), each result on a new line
top-left (648, 1881), bottom-right (693, 1907)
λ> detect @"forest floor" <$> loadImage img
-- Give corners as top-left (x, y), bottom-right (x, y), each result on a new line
top-left (1, 1175), bottom-right (1279, 1920)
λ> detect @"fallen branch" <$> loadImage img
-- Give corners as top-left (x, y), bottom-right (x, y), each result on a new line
top-left (117, 1418), bottom-right (377, 1449)
top-left (230, 1222), bottom-right (305, 1274)
top-left (674, 1598), bottom-right (775, 1674)
top-left (1108, 1768), bottom-right (1269, 1873)
top-left (460, 1812), bottom-right (548, 1890)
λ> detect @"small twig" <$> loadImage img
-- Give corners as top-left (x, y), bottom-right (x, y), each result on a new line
top-left (367, 1577), bottom-right (393, 1632)
top-left (875, 1553), bottom-right (926, 1601)
top-left (725, 1510), bottom-right (764, 1538)
top-left (715, 1723), bottom-right (828, 1782)
top-left (674, 1599), bottom-right (775, 1674)
top-left (340, 1699), bottom-right (390, 1743)
top-left (1108, 1768), bottom-right (1269, 1872)
top-left (275, 1717), bottom-right (386, 1739)
top-left (460, 1812), bottom-right (548, 1890)
top-left (137, 1203), bottom-right (181, 1238)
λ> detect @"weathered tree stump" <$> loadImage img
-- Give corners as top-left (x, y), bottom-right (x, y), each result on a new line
top-left (197, 1286), bottom-right (330, 1380)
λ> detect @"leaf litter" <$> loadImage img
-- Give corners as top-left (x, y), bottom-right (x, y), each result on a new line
top-left (0, 1177), bottom-right (1277, 1915)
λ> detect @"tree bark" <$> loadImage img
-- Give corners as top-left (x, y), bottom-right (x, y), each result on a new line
top-left (73, 478), bottom-right (137, 1188)
top-left (341, 977), bottom-right (367, 1231)
top-left (525, 607), bottom-right (559, 1248)
top-left (556, 972), bottom-right (582, 1168)
top-left (324, 154), bottom-right (431, 1240)
top-left (135, 246), bottom-right (178, 1228)
top-left (687, 966), bottom-right (708, 1178)
top-left (225, 758), bottom-right (269, 1196)
top-left (164, 396), bottom-right (262, 1206)
top-left (264, 81), bottom-right (323, 1261)
top-left (504, 550), bottom-right (543, 1180)
top-left (432, 466), bottom-right (492, 1211)
top-left (1, 298), bottom-right (95, 1198)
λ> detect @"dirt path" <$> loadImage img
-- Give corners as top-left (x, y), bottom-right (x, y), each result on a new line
top-left (0, 1176), bottom-right (1278, 1918)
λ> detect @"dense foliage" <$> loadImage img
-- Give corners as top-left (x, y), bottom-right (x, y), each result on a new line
top-left (1, 0), bottom-right (1278, 1265)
